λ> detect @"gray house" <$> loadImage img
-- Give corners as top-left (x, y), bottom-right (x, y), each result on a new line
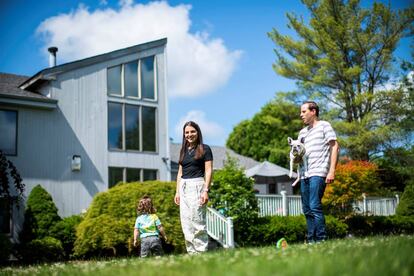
top-left (0, 39), bottom-right (170, 240)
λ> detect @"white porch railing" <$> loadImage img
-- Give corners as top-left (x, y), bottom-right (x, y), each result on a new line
top-left (256, 193), bottom-right (399, 217)
top-left (206, 207), bottom-right (235, 248)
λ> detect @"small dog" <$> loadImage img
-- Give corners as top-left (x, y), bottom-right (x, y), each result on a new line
top-left (288, 137), bottom-right (307, 186)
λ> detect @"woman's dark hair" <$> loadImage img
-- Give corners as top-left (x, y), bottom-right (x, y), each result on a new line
top-left (179, 121), bottom-right (205, 164)
top-left (137, 196), bottom-right (156, 215)
top-left (303, 101), bottom-right (319, 117)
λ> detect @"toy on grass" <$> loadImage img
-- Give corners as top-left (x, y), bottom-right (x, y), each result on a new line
top-left (276, 238), bottom-right (288, 250)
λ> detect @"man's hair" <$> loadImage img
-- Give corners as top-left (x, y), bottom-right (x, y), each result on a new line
top-left (303, 101), bottom-right (319, 117)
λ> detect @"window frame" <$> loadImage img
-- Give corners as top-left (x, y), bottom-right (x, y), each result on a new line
top-left (108, 167), bottom-right (158, 188)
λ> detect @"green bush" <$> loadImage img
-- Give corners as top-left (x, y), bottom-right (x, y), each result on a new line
top-left (50, 214), bottom-right (83, 258)
top-left (0, 233), bottom-right (12, 263)
top-left (248, 215), bottom-right (347, 246)
top-left (209, 156), bottom-right (259, 246)
top-left (344, 215), bottom-right (414, 236)
top-left (19, 237), bottom-right (64, 263)
top-left (74, 181), bottom-right (184, 258)
top-left (19, 185), bottom-right (61, 243)
top-left (396, 181), bottom-right (414, 216)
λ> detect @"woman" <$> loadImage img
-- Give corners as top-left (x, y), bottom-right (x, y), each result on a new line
top-left (174, 121), bottom-right (213, 254)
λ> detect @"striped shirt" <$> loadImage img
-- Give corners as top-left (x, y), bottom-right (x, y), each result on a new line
top-left (298, 120), bottom-right (337, 178)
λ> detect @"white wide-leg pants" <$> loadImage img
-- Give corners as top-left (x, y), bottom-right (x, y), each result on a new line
top-left (179, 177), bottom-right (208, 254)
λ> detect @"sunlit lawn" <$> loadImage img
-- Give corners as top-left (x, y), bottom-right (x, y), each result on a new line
top-left (2, 235), bottom-right (413, 276)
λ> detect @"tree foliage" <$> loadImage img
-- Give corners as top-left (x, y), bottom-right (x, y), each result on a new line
top-left (209, 156), bottom-right (259, 245)
top-left (226, 95), bottom-right (302, 167)
top-left (323, 160), bottom-right (381, 216)
top-left (268, 0), bottom-right (414, 160)
top-left (0, 150), bottom-right (25, 203)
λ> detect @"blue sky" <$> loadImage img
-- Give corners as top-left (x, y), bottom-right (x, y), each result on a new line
top-left (0, 0), bottom-right (411, 146)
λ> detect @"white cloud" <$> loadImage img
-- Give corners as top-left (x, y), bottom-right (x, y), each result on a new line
top-left (174, 110), bottom-right (225, 143)
top-left (36, 1), bottom-right (242, 98)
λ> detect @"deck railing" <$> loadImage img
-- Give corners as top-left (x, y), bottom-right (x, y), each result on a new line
top-left (256, 193), bottom-right (399, 217)
top-left (206, 207), bottom-right (234, 248)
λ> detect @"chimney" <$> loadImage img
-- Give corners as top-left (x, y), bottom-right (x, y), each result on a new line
top-left (48, 47), bottom-right (58, 67)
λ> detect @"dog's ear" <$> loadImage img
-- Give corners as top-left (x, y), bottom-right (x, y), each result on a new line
top-left (300, 137), bottom-right (305, 144)
top-left (288, 137), bottom-right (292, 145)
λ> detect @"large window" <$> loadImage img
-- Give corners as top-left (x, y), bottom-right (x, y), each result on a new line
top-left (107, 56), bottom-right (156, 100)
top-left (108, 103), bottom-right (157, 152)
top-left (108, 167), bottom-right (158, 188)
top-left (0, 109), bottom-right (17, 156)
top-left (141, 56), bottom-right (155, 100)
top-left (0, 198), bottom-right (11, 234)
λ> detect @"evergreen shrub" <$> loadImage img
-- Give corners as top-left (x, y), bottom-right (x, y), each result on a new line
top-left (20, 237), bottom-right (64, 263)
top-left (74, 181), bottom-right (184, 258)
top-left (19, 185), bottom-right (61, 243)
top-left (396, 181), bottom-right (414, 217)
top-left (50, 214), bottom-right (83, 258)
top-left (344, 215), bottom-right (414, 236)
top-left (0, 233), bottom-right (12, 263)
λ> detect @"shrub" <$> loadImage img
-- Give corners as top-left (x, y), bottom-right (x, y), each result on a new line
top-left (50, 214), bottom-right (83, 258)
top-left (19, 185), bottom-right (61, 243)
top-left (19, 237), bottom-right (64, 263)
top-left (209, 156), bottom-right (259, 246)
top-left (323, 160), bottom-right (381, 217)
top-left (396, 181), bottom-right (414, 216)
top-left (344, 215), bottom-right (414, 236)
top-left (248, 215), bottom-right (347, 246)
top-left (0, 233), bottom-right (12, 263)
top-left (74, 181), bottom-right (184, 258)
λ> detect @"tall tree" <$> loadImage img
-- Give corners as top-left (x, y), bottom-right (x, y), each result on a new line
top-left (226, 95), bottom-right (302, 167)
top-left (268, 0), bottom-right (413, 160)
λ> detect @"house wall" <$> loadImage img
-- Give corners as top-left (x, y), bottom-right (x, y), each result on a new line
top-left (6, 43), bottom-right (169, 235)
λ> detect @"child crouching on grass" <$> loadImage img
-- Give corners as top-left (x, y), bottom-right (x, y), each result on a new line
top-left (134, 196), bottom-right (167, 257)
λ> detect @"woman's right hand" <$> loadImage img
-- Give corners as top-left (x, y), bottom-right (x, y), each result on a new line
top-left (174, 193), bottom-right (180, 205)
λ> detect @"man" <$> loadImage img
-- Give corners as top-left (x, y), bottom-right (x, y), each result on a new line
top-left (298, 101), bottom-right (339, 243)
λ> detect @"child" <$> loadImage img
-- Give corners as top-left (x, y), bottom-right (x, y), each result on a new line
top-left (134, 196), bottom-right (167, 257)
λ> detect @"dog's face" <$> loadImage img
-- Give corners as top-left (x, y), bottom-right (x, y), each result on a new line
top-left (288, 137), bottom-right (305, 157)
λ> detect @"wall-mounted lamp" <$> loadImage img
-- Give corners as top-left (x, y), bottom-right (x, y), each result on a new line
top-left (72, 155), bottom-right (81, 171)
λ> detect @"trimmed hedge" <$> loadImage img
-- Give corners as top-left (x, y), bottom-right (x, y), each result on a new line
top-left (344, 215), bottom-right (414, 236)
top-left (19, 237), bottom-right (64, 263)
top-left (74, 181), bottom-right (184, 258)
top-left (247, 215), bottom-right (348, 246)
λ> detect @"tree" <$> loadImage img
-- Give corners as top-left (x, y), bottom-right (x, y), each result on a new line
top-left (209, 156), bottom-right (259, 245)
top-left (226, 95), bottom-right (302, 167)
top-left (0, 150), bottom-right (25, 203)
top-left (268, 0), bottom-right (413, 160)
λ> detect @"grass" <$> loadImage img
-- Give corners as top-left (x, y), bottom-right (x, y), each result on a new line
top-left (1, 235), bottom-right (413, 276)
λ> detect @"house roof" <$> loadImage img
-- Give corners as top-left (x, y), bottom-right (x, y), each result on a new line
top-left (170, 143), bottom-right (260, 170)
top-left (245, 160), bottom-right (294, 178)
top-left (20, 38), bottom-right (168, 91)
top-left (0, 73), bottom-right (58, 109)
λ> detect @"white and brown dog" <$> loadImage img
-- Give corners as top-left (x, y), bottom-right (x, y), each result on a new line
top-left (288, 137), bottom-right (307, 186)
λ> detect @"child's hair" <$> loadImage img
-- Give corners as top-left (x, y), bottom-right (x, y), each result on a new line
top-left (137, 196), bottom-right (156, 215)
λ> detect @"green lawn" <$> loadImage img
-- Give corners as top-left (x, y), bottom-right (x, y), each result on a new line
top-left (2, 235), bottom-right (413, 276)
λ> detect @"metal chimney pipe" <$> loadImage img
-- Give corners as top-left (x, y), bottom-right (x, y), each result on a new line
top-left (48, 47), bottom-right (58, 67)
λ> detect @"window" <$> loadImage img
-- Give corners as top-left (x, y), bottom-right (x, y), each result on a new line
top-left (142, 106), bottom-right (156, 152)
top-left (107, 56), bottom-right (156, 100)
top-left (0, 109), bottom-right (17, 156)
top-left (108, 103), bottom-right (123, 150)
top-left (0, 198), bottom-right (11, 234)
top-left (124, 61), bottom-right (138, 98)
top-left (141, 56), bottom-right (155, 100)
top-left (125, 105), bottom-right (140, 150)
top-left (108, 103), bottom-right (157, 152)
top-left (108, 167), bottom-right (158, 188)
top-left (107, 65), bottom-right (122, 96)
